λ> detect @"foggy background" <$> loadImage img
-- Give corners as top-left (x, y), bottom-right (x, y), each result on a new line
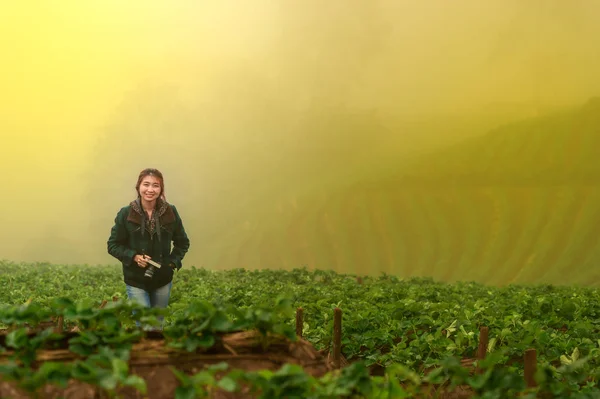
top-left (1, 0), bottom-right (599, 272)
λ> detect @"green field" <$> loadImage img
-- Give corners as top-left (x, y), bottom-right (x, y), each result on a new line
top-left (1, 262), bottom-right (599, 397)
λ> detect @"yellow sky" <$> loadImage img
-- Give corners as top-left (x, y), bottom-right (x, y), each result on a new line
top-left (1, 0), bottom-right (599, 266)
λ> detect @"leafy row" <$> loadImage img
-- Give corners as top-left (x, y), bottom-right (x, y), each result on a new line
top-left (3, 348), bottom-right (599, 398)
top-left (171, 353), bottom-right (600, 399)
top-left (0, 297), bottom-right (297, 397)
top-left (0, 296), bottom-right (297, 355)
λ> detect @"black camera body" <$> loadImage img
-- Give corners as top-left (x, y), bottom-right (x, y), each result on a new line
top-left (144, 264), bottom-right (156, 278)
top-left (141, 251), bottom-right (162, 278)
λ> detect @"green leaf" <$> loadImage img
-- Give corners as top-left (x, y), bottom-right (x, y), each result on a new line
top-left (97, 373), bottom-right (118, 391)
top-left (207, 362), bottom-right (229, 372)
top-left (111, 357), bottom-right (129, 379)
top-left (123, 375), bottom-right (148, 394)
top-left (175, 385), bottom-right (197, 399)
top-left (37, 362), bottom-right (72, 388)
top-left (217, 376), bottom-right (237, 392)
top-left (6, 328), bottom-right (28, 349)
top-left (210, 312), bottom-right (233, 331)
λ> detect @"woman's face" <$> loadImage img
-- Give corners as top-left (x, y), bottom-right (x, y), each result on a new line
top-left (139, 175), bottom-right (162, 202)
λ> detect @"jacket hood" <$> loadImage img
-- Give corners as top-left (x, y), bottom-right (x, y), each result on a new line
top-left (126, 197), bottom-right (174, 241)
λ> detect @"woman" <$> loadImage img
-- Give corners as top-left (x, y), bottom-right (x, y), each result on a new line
top-left (107, 168), bottom-right (190, 327)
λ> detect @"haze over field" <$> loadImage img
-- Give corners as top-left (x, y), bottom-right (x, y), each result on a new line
top-left (1, 1), bottom-right (600, 285)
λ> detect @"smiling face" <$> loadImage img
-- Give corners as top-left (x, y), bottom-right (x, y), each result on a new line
top-left (135, 169), bottom-right (165, 208)
top-left (135, 169), bottom-right (165, 206)
top-left (139, 175), bottom-right (162, 202)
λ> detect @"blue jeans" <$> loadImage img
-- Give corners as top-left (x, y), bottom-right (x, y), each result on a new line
top-left (125, 281), bottom-right (172, 329)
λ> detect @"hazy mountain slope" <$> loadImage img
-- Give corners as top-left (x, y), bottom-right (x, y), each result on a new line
top-left (389, 97), bottom-right (600, 186)
top-left (212, 98), bottom-right (600, 287)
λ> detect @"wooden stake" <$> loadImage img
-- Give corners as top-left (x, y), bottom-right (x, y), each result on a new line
top-left (476, 326), bottom-right (489, 373)
top-left (524, 348), bottom-right (537, 388)
top-left (333, 307), bottom-right (342, 369)
top-left (54, 315), bottom-right (64, 334)
top-left (296, 307), bottom-right (304, 338)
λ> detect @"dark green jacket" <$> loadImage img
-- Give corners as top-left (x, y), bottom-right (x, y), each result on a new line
top-left (107, 198), bottom-right (190, 291)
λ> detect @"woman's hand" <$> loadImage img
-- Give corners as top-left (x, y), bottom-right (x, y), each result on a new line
top-left (133, 254), bottom-right (151, 268)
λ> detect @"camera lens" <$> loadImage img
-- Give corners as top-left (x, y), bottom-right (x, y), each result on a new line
top-left (144, 265), bottom-right (155, 278)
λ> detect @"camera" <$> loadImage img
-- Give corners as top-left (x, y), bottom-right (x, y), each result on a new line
top-left (143, 258), bottom-right (162, 278)
top-left (144, 264), bottom-right (156, 278)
